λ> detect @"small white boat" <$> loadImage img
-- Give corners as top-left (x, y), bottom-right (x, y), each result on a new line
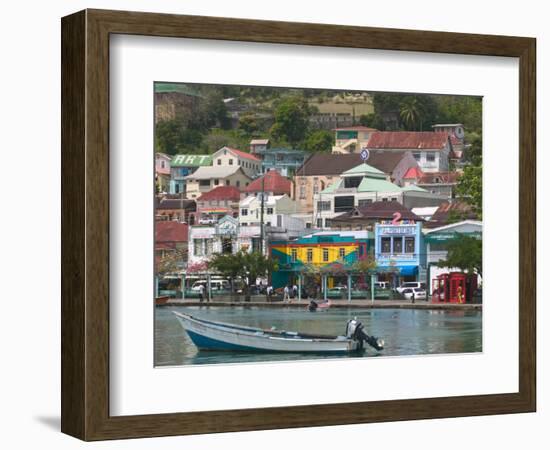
top-left (173, 311), bottom-right (384, 354)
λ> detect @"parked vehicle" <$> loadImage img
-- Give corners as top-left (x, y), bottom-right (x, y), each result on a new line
top-left (191, 279), bottom-right (231, 292)
top-left (374, 281), bottom-right (389, 290)
top-left (402, 288), bottom-right (427, 300)
top-left (396, 282), bottom-right (426, 294)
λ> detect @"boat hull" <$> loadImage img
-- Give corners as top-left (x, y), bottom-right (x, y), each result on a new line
top-left (173, 311), bottom-right (361, 353)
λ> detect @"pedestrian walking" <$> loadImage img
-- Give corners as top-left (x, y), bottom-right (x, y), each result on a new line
top-left (283, 285), bottom-right (291, 303)
top-left (411, 290), bottom-right (415, 304)
top-left (198, 284), bottom-right (205, 303)
top-left (266, 285), bottom-right (273, 302)
top-left (292, 283), bottom-right (298, 299)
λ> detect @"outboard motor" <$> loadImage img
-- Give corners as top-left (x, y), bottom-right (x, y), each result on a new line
top-left (346, 317), bottom-right (384, 351)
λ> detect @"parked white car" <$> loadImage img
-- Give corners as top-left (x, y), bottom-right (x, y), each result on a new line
top-left (396, 282), bottom-right (426, 294)
top-left (402, 288), bottom-right (427, 300)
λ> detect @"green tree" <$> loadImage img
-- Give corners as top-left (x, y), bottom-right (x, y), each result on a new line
top-left (359, 113), bottom-right (386, 130)
top-left (270, 96), bottom-right (312, 147)
top-left (456, 165), bottom-right (482, 219)
top-left (238, 113), bottom-right (259, 134)
top-left (438, 234), bottom-right (482, 279)
top-left (303, 130), bottom-right (333, 153)
top-left (155, 119), bottom-right (204, 155)
top-left (208, 251), bottom-right (276, 301)
top-left (400, 96), bottom-right (424, 130)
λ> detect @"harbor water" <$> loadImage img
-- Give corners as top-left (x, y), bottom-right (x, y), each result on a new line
top-left (155, 306), bottom-right (482, 366)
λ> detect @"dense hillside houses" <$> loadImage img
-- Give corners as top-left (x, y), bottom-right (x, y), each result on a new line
top-left (153, 87), bottom-right (481, 296)
top-left (332, 126), bottom-right (378, 154)
top-left (155, 197), bottom-right (197, 223)
top-left (169, 154), bottom-right (213, 194)
top-left (366, 131), bottom-right (453, 173)
top-left (184, 165), bottom-right (252, 199)
top-left (294, 153), bottom-right (363, 215)
top-left (402, 168), bottom-right (460, 198)
top-left (244, 170), bottom-right (292, 197)
top-left (155, 153), bottom-right (172, 193)
top-left (212, 146), bottom-right (262, 178)
top-left (239, 194), bottom-right (297, 227)
top-left (327, 200), bottom-right (424, 231)
top-left (195, 186), bottom-right (242, 224)
top-left (155, 221), bottom-right (189, 268)
top-left (312, 162), bottom-right (447, 228)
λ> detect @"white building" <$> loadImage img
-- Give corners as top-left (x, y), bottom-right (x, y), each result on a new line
top-left (239, 194), bottom-right (298, 227)
top-left (366, 131), bottom-right (452, 173)
top-left (212, 146), bottom-right (262, 178)
top-left (188, 214), bottom-right (307, 265)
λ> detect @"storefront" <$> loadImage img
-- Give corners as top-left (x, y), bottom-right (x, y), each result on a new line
top-left (374, 221), bottom-right (425, 287)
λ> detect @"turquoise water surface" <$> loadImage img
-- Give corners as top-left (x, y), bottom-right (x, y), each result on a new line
top-left (154, 306), bottom-right (482, 367)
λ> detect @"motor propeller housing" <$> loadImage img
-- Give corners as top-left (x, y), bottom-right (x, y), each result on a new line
top-left (346, 318), bottom-right (384, 351)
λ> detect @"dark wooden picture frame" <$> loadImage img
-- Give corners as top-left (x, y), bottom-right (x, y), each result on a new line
top-left (61, 9), bottom-right (536, 441)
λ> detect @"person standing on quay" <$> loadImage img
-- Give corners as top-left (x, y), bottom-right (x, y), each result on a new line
top-left (198, 284), bottom-right (205, 303)
top-left (283, 285), bottom-right (291, 303)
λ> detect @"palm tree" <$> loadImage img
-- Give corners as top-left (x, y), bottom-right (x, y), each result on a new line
top-left (399, 97), bottom-right (423, 130)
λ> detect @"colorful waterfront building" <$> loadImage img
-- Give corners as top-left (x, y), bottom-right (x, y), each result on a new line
top-left (374, 221), bottom-right (426, 286)
top-left (270, 231), bottom-right (373, 290)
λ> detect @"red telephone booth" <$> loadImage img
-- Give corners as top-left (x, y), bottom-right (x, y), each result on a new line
top-left (432, 272), bottom-right (475, 303)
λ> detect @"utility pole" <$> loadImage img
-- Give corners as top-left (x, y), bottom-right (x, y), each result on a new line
top-left (260, 176), bottom-right (265, 255)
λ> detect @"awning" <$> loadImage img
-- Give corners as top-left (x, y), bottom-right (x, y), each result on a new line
top-left (377, 265), bottom-right (418, 276)
top-left (424, 232), bottom-right (481, 244)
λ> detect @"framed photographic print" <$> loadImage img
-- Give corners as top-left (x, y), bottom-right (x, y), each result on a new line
top-left (61, 9), bottom-right (536, 441)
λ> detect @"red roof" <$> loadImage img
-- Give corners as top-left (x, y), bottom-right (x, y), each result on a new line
top-left (367, 132), bottom-right (450, 150)
top-left (155, 221), bottom-right (189, 243)
top-left (403, 166), bottom-right (424, 179)
top-left (419, 171), bottom-right (459, 184)
top-left (226, 147), bottom-right (260, 162)
top-left (197, 186), bottom-right (241, 202)
top-left (244, 170), bottom-right (292, 195)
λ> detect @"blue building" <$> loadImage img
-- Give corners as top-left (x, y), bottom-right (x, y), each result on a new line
top-left (253, 147), bottom-right (307, 177)
top-left (374, 221), bottom-right (426, 286)
top-left (169, 154), bottom-right (213, 194)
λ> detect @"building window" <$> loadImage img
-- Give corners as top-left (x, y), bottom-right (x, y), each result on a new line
top-left (199, 180), bottom-right (210, 187)
top-left (291, 249), bottom-right (297, 262)
top-left (317, 218), bottom-right (323, 228)
top-left (229, 158), bottom-right (233, 165)
top-left (313, 184), bottom-right (319, 195)
top-left (393, 238), bottom-right (403, 253)
top-left (382, 197), bottom-right (388, 202)
top-left (214, 179), bottom-right (219, 185)
top-left (160, 160), bottom-right (165, 168)
top-left (317, 201), bottom-right (331, 211)
top-left (236, 180), bottom-right (240, 188)
top-left (339, 248), bottom-right (346, 259)
top-left (277, 215), bottom-right (282, 227)
top-left (299, 186), bottom-right (306, 200)
top-left (413, 152), bottom-right (421, 161)
top-left (217, 159), bottom-right (222, 165)
top-left (357, 199), bottom-right (373, 208)
top-left (323, 248), bottom-right (329, 262)
top-left (267, 207), bottom-right (274, 215)
top-left (307, 248), bottom-right (313, 262)
top-left (405, 237), bottom-right (415, 253)
top-left (241, 208), bottom-right (248, 216)
top-left (426, 153), bottom-right (436, 162)
top-left (381, 237), bottom-right (391, 254)
top-left (226, 180), bottom-right (230, 186)
top-left (306, 222), bottom-right (312, 229)
top-left (390, 197), bottom-right (398, 202)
